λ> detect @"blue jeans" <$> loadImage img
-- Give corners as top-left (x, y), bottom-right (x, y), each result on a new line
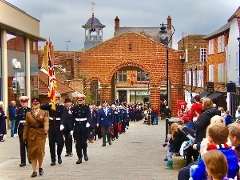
top-left (154, 116), bottom-right (159, 125)
top-left (10, 120), bottom-right (16, 137)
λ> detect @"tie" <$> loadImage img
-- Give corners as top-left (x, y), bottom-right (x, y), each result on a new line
top-left (104, 108), bottom-right (107, 116)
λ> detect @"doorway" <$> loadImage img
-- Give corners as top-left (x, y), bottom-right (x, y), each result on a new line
top-left (119, 90), bottom-right (127, 103)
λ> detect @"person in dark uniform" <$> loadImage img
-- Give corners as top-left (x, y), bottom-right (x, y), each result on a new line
top-left (119, 105), bottom-right (127, 133)
top-left (97, 100), bottom-right (114, 147)
top-left (14, 96), bottom-right (32, 167)
top-left (63, 98), bottom-right (74, 157)
top-left (72, 94), bottom-right (91, 164)
top-left (111, 104), bottom-right (119, 140)
top-left (88, 104), bottom-right (97, 143)
top-left (40, 94), bottom-right (66, 166)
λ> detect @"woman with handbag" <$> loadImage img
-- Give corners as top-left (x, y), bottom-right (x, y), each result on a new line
top-left (23, 98), bottom-right (49, 178)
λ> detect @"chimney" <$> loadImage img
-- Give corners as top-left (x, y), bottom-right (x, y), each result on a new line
top-left (114, 16), bottom-right (120, 36)
top-left (167, 15), bottom-right (172, 48)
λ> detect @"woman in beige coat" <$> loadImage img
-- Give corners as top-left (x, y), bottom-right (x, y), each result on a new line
top-left (23, 98), bottom-right (49, 178)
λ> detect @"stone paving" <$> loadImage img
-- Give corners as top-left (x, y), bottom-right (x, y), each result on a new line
top-left (0, 119), bottom-right (185, 180)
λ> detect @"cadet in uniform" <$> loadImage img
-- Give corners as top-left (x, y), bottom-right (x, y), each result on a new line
top-left (63, 98), bottom-right (74, 157)
top-left (41, 94), bottom-right (66, 166)
top-left (14, 96), bottom-right (32, 167)
top-left (72, 94), bottom-right (91, 164)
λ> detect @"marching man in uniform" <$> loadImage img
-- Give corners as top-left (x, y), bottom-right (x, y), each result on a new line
top-left (97, 100), bottom-right (114, 147)
top-left (72, 94), bottom-right (91, 164)
top-left (14, 96), bottom-right (32, 167)
top-left (41, 94), bottom-right (66, 166)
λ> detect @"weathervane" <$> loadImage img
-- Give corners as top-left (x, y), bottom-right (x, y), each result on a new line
top-left (91, 1), bottom-right (95, 12)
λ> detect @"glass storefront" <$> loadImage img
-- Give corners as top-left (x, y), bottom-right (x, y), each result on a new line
top-left (130, 90), bottom-right (149, 104)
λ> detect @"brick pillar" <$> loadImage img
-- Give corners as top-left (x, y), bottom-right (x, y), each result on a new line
top-left (150, 85), bottom-right (160, 110)
top-left (100, 84), bottom-right (111, 104)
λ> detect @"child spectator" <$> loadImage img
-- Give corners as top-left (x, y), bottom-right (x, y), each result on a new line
top-left (165, 123), bottom-right (184, 169)
top-left (165, 123), bottom-right (195, 169)
top-left (190, 123), bottom-right (238, 180)
top-left (202, 150), bottom-right (229, 180)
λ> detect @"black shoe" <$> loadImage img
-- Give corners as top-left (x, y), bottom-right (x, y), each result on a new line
top-left (164, 157), bottom-right (168, 161)
top-left (50, 161), bottom-right (56, 166)
top-left (109, 142), bottom-right (112, 145)
top-left (112, 138), bottom-right (115, 141)
top-left (102, 144), bottom-right (106, 147)
top-left (116, 136), bottom-right (119, 139)
top-left (58, 157), bottom-right (62, 164)
top-left (76, 159), bottom-right (82, 164)
top-left (31, 171), bottom-right (37, 178)
top-left (28, 159), bottom-right (32, 164)
top-left (84, 154), bottom-right (88, 161)
top-left (39, 168), bottom-right (44, 176)
top-left (65, 153), bottom-right (73, 157)
top-left (19, 163), bottom-right (26, 167)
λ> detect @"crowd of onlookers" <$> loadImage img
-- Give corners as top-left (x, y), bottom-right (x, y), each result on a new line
top-left (163, 95), bottom-right (240, 180)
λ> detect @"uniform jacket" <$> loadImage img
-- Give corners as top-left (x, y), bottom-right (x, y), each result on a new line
top-left (97, 107), bottom-right (114, 126)
top-left (64, 106), bottom-right (74, 132)
top-left (23, 109), bottom-right (49, 141)
top-left (72, 104), bottom-right (91, 133)
top-left (14, 106), bottom-right (32, 135)
top-left (193, 107), bottom-right (221, 143)
top-left (119, 108), bottom-right (127, 121)
top-left (8, 105), bottom-right (16, 120)
top-left (41, 103), bottom-right (66, 131)
top-left (191, 144), bottom-right (238, 180)
top-left (89, 109), bottom-right (98, 127)
top-left (0, 108), bottom-right (7, 134)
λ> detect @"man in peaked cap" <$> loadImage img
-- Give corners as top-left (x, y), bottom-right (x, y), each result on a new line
top-left (71, 93), bottom-right (91, 164)
top-left (14, 96), bottom-right (32, 167)
top-left (41, 93), bottom-right (66, 166)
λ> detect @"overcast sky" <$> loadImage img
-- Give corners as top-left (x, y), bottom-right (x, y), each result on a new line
top-left (6, 0), bottom-right (240, 51)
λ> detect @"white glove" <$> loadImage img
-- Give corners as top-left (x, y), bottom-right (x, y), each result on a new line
top-left (86, 122), bottom-right (90, 128)
top-left (14, 134), bottom-right (18, 138)
top-left (70, 130), bottom-right (73, 136)
top-left (60, 124), bottom-right (64, 131)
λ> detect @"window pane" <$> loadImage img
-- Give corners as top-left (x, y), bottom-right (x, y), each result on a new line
top-left (137, 71), bottom-right (141, 81)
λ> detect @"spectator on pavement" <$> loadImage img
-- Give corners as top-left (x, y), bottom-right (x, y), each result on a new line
top-left (8, 100), bottom-right (17, 137)
top-left (0, 101), bottom-right (7, 142)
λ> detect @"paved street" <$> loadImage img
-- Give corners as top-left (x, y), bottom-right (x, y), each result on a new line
top-left (0, 119), bottom-right (185, 180)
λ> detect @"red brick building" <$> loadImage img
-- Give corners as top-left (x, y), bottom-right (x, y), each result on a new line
top-left (178, 35), bottom-right (207, 104)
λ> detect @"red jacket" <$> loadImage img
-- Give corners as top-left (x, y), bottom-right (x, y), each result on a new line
top-left (190, 103), bottom-right (203, 120)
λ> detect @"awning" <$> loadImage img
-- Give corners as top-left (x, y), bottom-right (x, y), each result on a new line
top-left (199, 90), bottom-right (212, 98)
top-left (207, 92), bottom-right (223, 100)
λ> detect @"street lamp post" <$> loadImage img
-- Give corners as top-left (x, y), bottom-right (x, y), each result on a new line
top-left (159, 23), bottom-right (175, 107)
top-left (180, 55), bottom-right (185, 97)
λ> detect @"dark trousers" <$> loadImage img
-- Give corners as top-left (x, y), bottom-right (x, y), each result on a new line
top-left (102, 125), bottom-right (111, 145)
top-left (121, 120), bottom-right (126, 132)
top-left (185, 147), bottom-right (199, 166)
top-left (178, 161), bottom-right (198, 180)
top-left (95, 125), bottom-right (102, 139)
top-left (88, 127), bottom-right (95, 140)
top-left (113, 124), bottom-right (118, 139)
top-left (64, 131), bottom-right (72, 154)
top-left (74, 131), bottom-right (88, 159)
top-left (48, 130), bottom-right (64, 162)
top-left (19, 134), bottom-right (27, 164)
